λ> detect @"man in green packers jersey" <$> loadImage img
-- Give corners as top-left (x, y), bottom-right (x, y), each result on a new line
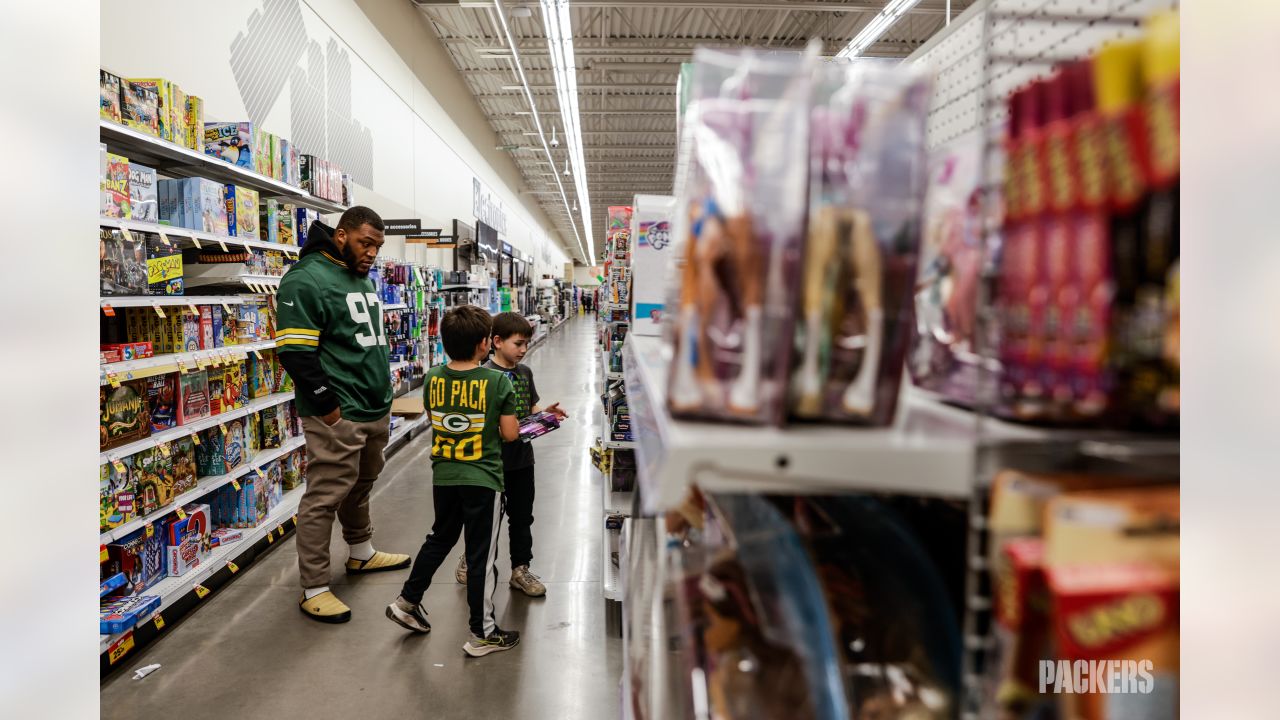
top-left (386, 305), bottom-right (523, 657)
top-left (276, 206), bottom-right (411, 624)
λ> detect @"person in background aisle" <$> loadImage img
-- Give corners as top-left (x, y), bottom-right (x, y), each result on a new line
top-left (387, 305), bottom-right (523, 657)
top-left (453, 312), bottom-right (569, 596)
top-left (583, 291), bottom-right (593, 315)
top-left (276, 205), bottom-right (411, 624)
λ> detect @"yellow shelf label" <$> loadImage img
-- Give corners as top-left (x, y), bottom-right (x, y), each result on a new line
top-left (254, 467), bottom-right (265, 478)
top-left (222, 302), bottom-right (233, 314)
top-left (231, 480), bottom-right (241, 491)
top-left (145, 522), bottom-right (154, 538)
top-left (276, 525), bottom-right (284, 537)
top-left (107, 372), bottom-right (120, 388)
top-left (158, 443), bottom-right (171, 457)
top-left (159, 231), bottom-right (172, 247)
top-left (194, 584), bottom-right (210, 599)
top-left (220, 423), bottom-right (228, 435)
top-left (100, 545), bottom-right (109, 563)
top-left (153, 614), bottom-right (165, 631)
top-left (111, 459), bottom-right (126, 474)
top-left (188, 303), bottom-right (199, 315)
top-left (218, 239), bottom-right (228, 252)
top-left (191, 433), bottom-right (201, 446)
top-left (190, 233), bottom-right (202, 249)
top-left (227, 561), bottom-right (239, 574)
top-left (107, 632), bottom-right (134, 664)
top-left (152, 304), bottom-right (166, 318)
top-left (252, 349), bottom-right (263, 359)
top-left (175, 508), bottom-right (187, 521)
top-left (266, 532), bottom-right (274, 544)
top-left (120, 227), bottom-right (134, 243)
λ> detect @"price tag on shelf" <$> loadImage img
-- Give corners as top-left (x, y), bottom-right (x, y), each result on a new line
top-left (159, 231), bottom-right (171, 247)
top-left (111, 458), bottom-right (126, 474)
top-left (227, 561), bottom-right (239, 574)
top-left (222, 302), bottom-right (234, 315)
top-left (187, 302), bottom-right (199, 316)
top-left (292, 514), bottom-right (298, 525)
top-left (218, 239), bottom-right (228, 252)
top-left (152, 304), bottom-right (166, 318)
top-left (196, 355), bottom-right (207, 370)
top-left (194, 584), bottom-right (210, 599)
top-left (219, 423), bottom-right (228, 435)
top-left (120, 227), bottom-right (135, 243)
top-left (276, 525), bottom-right (285, 537)
top-left (106, 371), bottom-right (120, 388)
top-left (175, 507), bottom-right (187, 521)
top-left (266, 531), bottom-right (274, 545)
top-left (231, 480), bottom-right (241, 491)
top-left (158, 443), bottom-right (171, 458)
top-left (107, 632), bottom-right (134, 665)
top-left (145, 522), bottom-right (154, 539)
top-left (191, 433), bottom-right (201, 446)
top-left (254, 467), bottom-right (265, 479)
top-left (102, 303), bottom-right (116, 317)
top-left (100, 545), bottom-right (109, 563)
top-left (252, 348), bottom-right (263, 359)
top-left (189, 232), bottom-right (201, 249)
top-left (153, 614), bottom-right (165, 631)
top-left (176, 358), bottom-right (188, 374)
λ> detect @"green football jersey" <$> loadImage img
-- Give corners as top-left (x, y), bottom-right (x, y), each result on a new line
top-left (424, 365), bottom-right (516, 491)
top-left (275, 251), bottom-right (391, 422)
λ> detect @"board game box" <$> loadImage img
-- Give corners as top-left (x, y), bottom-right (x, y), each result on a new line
top-left (136, 446), bottom-right (177, 513)
top-left (121, 80), bottom-right (159, 137)
top-left (102, 152), bottom-right (131, 219)
top-left (207, 366), bottom-right (225, 416)
top-left (100, 380), bottom-right (151, 451)
top-left (258, 404), bottom-right (283, 449)
top-left (100, 69), bottom-right (123, 123)
top-left (223, 418), bottom-right (247, 472)
top-left (280, 450), bottom-right (302, 491)
top-left (128, 79), bottom-right (172, 141)
top-left (129, 163), bottom-right (158, 223)
top-left (145, 373), bottom-right (177, 432)
top-left (224, 185), bottom-right (260, 239)
top-left (169, 84), bottom-right (188, 149)
top-left (100, 459), bottom-right (137, 533)
top-left (145, 235), bottom-right (183, 295)
top-left (198, 178), bottom-right (229, 235)
top-left (186, 95), bottom-right (204, 151)
top-left (100, 227), bottom-right (148, 296)
top-left (165, 502), bottom-right (212, 577)
top-left (224, 359), bottom-right (247, 410)
top-left (171, 436), bottom-right (198, 495)
top-left (246, 350), bottom-right (272, 399)
top-left (204, 121), bottom-right (253, 168)
top-left (194, 426), bottom-right (225, 477)
top-left (100, 594), bottom-right (161, 634)
top-left (178, 369), bottom-right (211, 425)
top-left (105, 528), bottom-right (165, 596)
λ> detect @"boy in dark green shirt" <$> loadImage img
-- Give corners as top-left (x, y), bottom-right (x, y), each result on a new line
top-left (387, 305), bottom-right (522, 657)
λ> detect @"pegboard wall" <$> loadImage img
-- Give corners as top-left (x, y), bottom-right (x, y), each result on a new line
top-left (911, 0), bottom-right (1179, 153)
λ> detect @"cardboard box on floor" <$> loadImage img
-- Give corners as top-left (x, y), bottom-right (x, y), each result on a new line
top-left (391, 395), bottom-right (425, 417)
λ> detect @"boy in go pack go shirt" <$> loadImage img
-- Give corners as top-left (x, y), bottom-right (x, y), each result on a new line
top-left (386, 305), bottom-right (522, 657)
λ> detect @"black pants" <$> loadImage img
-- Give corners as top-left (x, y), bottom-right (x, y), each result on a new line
top-left (400, 485), bottom-right (504, 638)
top-left (504, 465), bottom-right (535, 569)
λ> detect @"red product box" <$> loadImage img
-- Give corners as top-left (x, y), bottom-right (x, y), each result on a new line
top-left (101, 342), bottom-right (154, 362)
top-left (101, 349), bottom-right (123, 364)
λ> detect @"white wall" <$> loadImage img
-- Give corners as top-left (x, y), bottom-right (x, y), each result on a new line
top-left (100, 0), bottom-right (571, 279)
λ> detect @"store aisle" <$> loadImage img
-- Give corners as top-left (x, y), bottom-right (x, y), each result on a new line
top-left (101, 317), bottom-right (622, 720)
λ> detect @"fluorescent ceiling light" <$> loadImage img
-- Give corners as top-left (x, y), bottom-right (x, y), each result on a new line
top-left (492, 0), bottom-right (588, 261)
top-left (835, 0), bottom-right (922, 58)
top-left (539, 0), bottom-right (594, 260)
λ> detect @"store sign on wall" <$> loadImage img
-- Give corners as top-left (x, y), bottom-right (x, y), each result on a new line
top-left (472, 178), bottom-right (508, 235)
top-left (382, 219), bottom-right (422, 236)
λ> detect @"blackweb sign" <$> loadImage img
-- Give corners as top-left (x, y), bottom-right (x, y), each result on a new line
top-left (1039, 659), bottom-right (1154, 694)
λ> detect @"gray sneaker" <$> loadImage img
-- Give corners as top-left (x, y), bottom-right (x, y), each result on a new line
top-left (385, 596), bottom-right (431, 633)
top-left (455, 555), bottom-right (467, 585)
top-left (509, 565), bottom-right (546, 597)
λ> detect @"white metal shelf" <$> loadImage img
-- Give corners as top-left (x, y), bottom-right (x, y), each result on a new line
top-left (604, 440), bottom-right (635, 450)
top-left (440, 282), bottom-right (490, 290)
top-left (383, 303), bottom-right (408, 311)
top-left (101, 295), bottom-right (247, 309)
top-left (100, 391), bottom-right (295, 464)
top-left (100, 434), bottom-right (306, 544)
top-left (100, 483), bottom-right (306, 653)
top-left (388, 412), bottom-right (429, 448)
top-left (99, 217), bottom-right (301, 255)
top-left (602, 521), bottom-right (623, 602)
top-left (99, 119), bottom-right (347, 214)
top-left (184, 271), bottom-right (281, 293)
top-left (101, 339), bottom-right (277, 386)
top-left (624, 336), bottom-right (978, 512)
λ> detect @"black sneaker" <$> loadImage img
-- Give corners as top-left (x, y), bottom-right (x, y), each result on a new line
top-left (463, 627), bottom-right (520, 657)
top-left (385, 596), bottom-right (431, 633)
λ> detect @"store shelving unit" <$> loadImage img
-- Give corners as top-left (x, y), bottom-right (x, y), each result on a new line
top-left (101, 435), bottom-right (306, 545)
top-left (100, 338), bottom-right (277, 385)
top-left (99, 119), bottom-right (347, 214)
top-left (101, 294), bottom-right (246, 309)
top-left (100, 483), bottom-right (306, 659)
top-left (100, 391), bottom-right (295, 465)
top-left (99, 216), bottom-right (302, 256)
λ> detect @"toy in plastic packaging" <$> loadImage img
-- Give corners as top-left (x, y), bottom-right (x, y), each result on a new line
top-left (666, 45), bottom-right (818, 424)
top-left (909, 137), bottom-right (986, 405)
top-left (791, 62), bottom-right (932, 425)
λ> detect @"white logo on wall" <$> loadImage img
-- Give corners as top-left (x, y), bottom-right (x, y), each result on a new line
top-left (473, 178), bottom-right (508, 235)
top-left (229, 0), bottom-right (374, 187)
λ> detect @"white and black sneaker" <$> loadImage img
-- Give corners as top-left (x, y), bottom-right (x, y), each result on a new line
top-left (385, 596), bottom-right (431, 633)
top-left (463, 627), bottom-right (520, 657)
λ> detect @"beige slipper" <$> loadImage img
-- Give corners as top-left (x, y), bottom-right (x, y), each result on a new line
top-left (299, 591), bottom-right (351, 624)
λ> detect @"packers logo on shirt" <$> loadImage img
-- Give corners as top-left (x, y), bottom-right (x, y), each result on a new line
top-left (439, 413), bottom-right (473, 433)
top-left (431, 410), bottom-right (486, 435)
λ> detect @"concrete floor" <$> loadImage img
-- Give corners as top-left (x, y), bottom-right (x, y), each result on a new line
top-left (101, 316), bottom-right (623, 720)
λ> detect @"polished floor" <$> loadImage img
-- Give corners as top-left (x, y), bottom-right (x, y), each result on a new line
top-left (101, 315), bottom-right (623, 720)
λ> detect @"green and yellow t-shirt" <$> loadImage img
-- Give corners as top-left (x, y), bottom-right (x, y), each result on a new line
top-left (425, 365), bottom-right (516, 491)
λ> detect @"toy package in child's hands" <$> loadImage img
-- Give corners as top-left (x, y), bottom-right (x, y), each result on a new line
top-left (791, 62), bottom-right (932, 425)
top-left (667, 46), bottom-right (819, 425)
top-left (517, 411), bottom-right (562, 443)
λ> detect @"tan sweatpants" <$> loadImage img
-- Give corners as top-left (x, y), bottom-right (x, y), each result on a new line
top-left (296, 413), bottom-right (391, 589)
